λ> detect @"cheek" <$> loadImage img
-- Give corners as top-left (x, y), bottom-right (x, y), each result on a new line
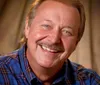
top-left (59, 38), bottom-right (77, 61)
top-left (28, 29), bottom-right (44, 42)
top-left (63, 38), bottom-right (77, 52)
top-left (29, 25), bottom-right (49, 39)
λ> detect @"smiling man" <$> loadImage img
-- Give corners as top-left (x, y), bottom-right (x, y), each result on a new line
top-left (0, 0), bottom-right (100, 85)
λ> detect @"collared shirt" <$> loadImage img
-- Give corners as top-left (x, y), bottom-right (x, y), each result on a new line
top-left (0, 45), bottom-right (100, 85)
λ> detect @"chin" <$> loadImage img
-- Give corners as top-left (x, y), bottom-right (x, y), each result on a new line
top-left (37, 59), bottom-right (56, 68)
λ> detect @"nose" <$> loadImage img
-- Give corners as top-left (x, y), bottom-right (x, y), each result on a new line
top-left (48, 29), bottom-right (61, 44)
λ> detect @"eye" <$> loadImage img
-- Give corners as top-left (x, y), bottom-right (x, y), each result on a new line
top-left (41, 24), bottom-right (51, 30)
top-left (62, 28), bottom-right (73, 36)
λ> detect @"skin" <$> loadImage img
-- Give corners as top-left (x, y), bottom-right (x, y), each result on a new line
top-left (25, 0), bottom-right (80, 84)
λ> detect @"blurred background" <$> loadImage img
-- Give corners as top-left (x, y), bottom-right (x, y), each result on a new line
top-left (0, 0), bottom-right (100, 74)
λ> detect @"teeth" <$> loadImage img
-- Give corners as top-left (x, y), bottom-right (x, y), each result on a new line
top-left (41, 45), bottom-right (57, 52)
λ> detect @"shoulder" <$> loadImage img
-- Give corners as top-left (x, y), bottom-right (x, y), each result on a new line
top-left (0, 46), bottom-right (24, 73)
top-left (70, 61), bottom-right (100, 84)
top-left (0, 45), bottom-right (25, 66)
top-left (0, 46), bottom-right (25, 84)
top-left (0, 50), bottom-right (19, 82)
top-left (0, 50), bottom-right (19, 66)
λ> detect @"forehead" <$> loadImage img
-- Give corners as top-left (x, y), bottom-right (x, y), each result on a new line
top-left (35, 0), bottom-right (80, 18)
top-left (36, 0), bottom-right (78, 12)
top-left (32, 1), bottom-right (80, 27)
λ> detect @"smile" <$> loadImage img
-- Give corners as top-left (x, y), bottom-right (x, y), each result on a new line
top-left (40, 44), bottom-right (59, 53)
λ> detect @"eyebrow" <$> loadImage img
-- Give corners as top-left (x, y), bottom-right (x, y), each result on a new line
top-left (44, 19), bottom-right (52, 23)
top-left (63, 26), bottom-right (73, 30)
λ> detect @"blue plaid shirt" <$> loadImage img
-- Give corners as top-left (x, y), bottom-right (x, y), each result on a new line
top-left (0, 45), bottom-right (100, 85)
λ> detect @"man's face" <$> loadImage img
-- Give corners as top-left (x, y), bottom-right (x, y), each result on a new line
top-left (25, 1), bottom-right (80, 68)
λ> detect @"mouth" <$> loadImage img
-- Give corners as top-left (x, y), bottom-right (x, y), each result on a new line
top-left (39, 44), bottom-right (64, 53)
top-left (41, 45), bottom-right (58, 53)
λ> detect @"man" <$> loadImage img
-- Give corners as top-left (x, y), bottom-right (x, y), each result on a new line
top-left (0, 0), bottom-right (100, 85)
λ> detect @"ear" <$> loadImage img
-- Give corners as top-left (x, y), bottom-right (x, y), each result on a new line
top-left (24, 17), bottom-right (30, 39)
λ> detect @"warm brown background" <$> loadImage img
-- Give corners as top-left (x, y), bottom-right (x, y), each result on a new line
top-left (0, 0), bottom-right (100, 74)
